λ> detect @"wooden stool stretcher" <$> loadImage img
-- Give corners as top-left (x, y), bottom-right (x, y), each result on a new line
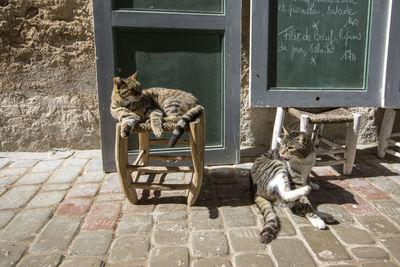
top-left (115, 110), bottom-right (205, 205)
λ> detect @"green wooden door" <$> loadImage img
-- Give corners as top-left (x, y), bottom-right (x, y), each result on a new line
top-left (93, 1), bottom-right (241, 172)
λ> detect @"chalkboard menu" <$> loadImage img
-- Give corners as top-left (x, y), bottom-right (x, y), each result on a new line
top-left (270, 0), bottom-right (371, 89)
top-left (250, 0), bottom-right (392, 107)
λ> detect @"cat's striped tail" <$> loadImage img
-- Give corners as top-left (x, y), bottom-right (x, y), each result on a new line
top-left (254, 195), bottom-right (280, 244)
top-left (169, 105), bottom-right (203, 147)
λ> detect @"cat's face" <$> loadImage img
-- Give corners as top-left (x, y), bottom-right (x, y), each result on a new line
top-left (113, 72), bottom-right (142, 102)
top-left (279, 132), bottom-right (313, 160)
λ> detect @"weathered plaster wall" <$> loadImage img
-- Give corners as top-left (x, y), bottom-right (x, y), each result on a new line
top-left (0, 0), bottom-right (388, 152)
top-left (0, 0), bottom-right (100, 151)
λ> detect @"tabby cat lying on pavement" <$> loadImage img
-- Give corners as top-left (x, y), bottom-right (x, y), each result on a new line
top-left (251, 131), bottom-right (335, 244)
top-left (110, 72), bottom-right (203, 147)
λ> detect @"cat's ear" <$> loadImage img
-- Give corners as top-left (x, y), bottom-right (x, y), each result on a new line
top-left (113, 77), bottom-right (125, 90)
top-left (282, 125), bottom-right (290, 136)
top-left (128, 71), bottom-right (138, 80)
top-left (296, 134), bottom-right (309, 145)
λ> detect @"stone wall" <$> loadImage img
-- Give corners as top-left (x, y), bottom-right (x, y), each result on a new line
top-left (0, 0), bottom-right (391, 152)
top-left (0, 0), bottom-right (99, 151)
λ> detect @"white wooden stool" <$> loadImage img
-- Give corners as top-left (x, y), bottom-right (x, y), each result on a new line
top-left (377, 108), bottom-right (400, 159)
top-left (272, 107), bottom-right (361, 175)
top-left (115, 110), bottom-right (205, 205)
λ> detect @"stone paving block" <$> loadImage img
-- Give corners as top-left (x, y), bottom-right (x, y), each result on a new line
top-left (154, 222), bottom-right (188, 245)
top-left (96, 193), bottom-right (125, 202)
top-left (0, 185), bottom-right (39, 209)
top-left (312, 166), bottom-right (341, 177)
top-left (190, 209), bottom-right (223, 230)
top-left (351, 247), bottom-right (389, 260)
top-left (0, 168), bottom-right (28, 185)
top-left (0, 211), bottom-right (15, 228)
top-left (207, 166), bottom-right (237, 181)
top-left (217, 184), bottom-right (249, 201)
top-left (193, 259), bottom-right (233, 267)
top-left (56, 198), bottom-right (92, 216)
top-left (379, 236), bottom-right (400, 262)
top-left (0, 208), bottom-right (53, 241)
top-left (0, 187), bottom-right (6, 196)
top-left (100, 173), bottom-right (122, 193)
top-left (63, 158), bottom-right (89, 166)
top-left (342, 193), bottom-right (375, 215)
top-left (66, 183), bottom-right (99, 198)
top-left (347, 178), bottom-right (390, 200)
top-left (228, 228), bottom-right (266, 252)
top-left (157, 212), bottom-right (187, 222)
top-left (30, 217), bottom-right (81, 254)
top-left (373, 201), bottom-right (400, 227)
top-left (73, 150), bottom-right (101, 159)
top-left (317, 203), bottom-right (354, 223)
top-left (77, 172), bottom-right (105, 183)
top-left (270, 238), bottom-right (316, 267)
top-left (69, 231), bottom-right (113, 257)
top-left (278, 216), bottom-right (296, 236)
top-left (42, 183), bottom-right (71, 191)
top-left (108, 236), bottom-right (150, 264)
top-left (361, 262), bottom-right (399, 267)
top-left (234, 254), bottom-right (274, 267)
top-left (221, 206), bottom-right (256, 227)
top-left (0, 159), bottom-right (10, 170)
top-left (192, 231), bottom-right (229, 258)
top-left (299, 226), bottom-right (351, 261)
top-left (86, 159), bottom-right (103, 172)
top-left (31, 160), bottom-right (63, 172)
top-left (60, 258), bottom-right (104, 267)
top-left (308, 188), bottom-right (337, 204)
top-left (10, 159), bottom-right (38, 168)
top-left (118, 214), bottom-right (153, 235)
top-left (123, 202), bottom-right (154, 214)
top-left (357, 214), bottom-right (400, 236)
top-left (368, 176), bottom-right (400, 194)
top-left (16, 254), bottom-right (62, 267)
top-left (149, 246), bottom-right (189, 267)
top-left (0, 243), bottom-right (26, 266)
top-left (27, 191), bottom-right (66, 208)
top-left (48, 166), bottom-right (83, 183)
top-left (155, 203), bottom-right (186, 213)
top-left (82, 202), bottom-right (121, 230)
top-left (17, 172), bottom-right (50, 184)
top-left (331, 224), bottom-right (375, 245)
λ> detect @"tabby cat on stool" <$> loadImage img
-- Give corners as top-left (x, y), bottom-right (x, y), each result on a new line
top-left (110, 72), bottom-right (203, 147)
top-left (251, 131), bottom-right (335, 244)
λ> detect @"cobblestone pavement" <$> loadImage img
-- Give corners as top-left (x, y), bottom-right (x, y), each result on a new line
top-left (1, 146), bottom-right (400, 266)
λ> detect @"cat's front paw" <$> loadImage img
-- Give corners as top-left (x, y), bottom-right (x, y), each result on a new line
top-left (302, 185), bottom-right (312, 196)
top-left (152, 127), bottom-right (163, 138)
top-left (121, 124), bottom-right (132, 138)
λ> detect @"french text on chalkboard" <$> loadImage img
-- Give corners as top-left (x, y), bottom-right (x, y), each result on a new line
top-left (270, 0), bottom-right (371, 90)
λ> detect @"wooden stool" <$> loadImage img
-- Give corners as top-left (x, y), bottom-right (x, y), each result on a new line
top-left (378, 108), bottom-right (400, 159)
top-left (115, 110), bottom-right (205, 205)
top-left (271, 107), bottom-right (361, 175)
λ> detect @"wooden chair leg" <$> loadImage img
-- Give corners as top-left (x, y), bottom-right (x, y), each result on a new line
top-left (378, 108), bottom-right (396, 158)
top-left (300, 114), bottom-right (310, 134)
top-left (187, 112), bottom-right (205, 205)
top-left (271, 107), bottom-right (285, 150)
top-left (115, 124), bottom-right (138, 204)
top-left (343, 113), bottom-right (361, 175)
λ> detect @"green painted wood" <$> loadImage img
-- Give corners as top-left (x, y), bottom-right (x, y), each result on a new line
top-left (113, 30), bottom-right (223, 151)
top-left (269, 0), bottom-right (372, 90)
top-left (113, 0), bottom-right (223, 13)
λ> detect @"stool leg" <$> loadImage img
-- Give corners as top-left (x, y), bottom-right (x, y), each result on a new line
top-left (378, 109), bottom-right (396, 158)
top-left (187, 112), bottom-right (205, 205)
top-left (271, 107), bottom-right (285, 150)
top-left (138, 133), bottom-right (150, 165)
top-left (300, 114), bottom-right (310, 134)
top-left (343, 113), bottom-right (361, 175)
top-left (115, 124), bottom-right (138, 204)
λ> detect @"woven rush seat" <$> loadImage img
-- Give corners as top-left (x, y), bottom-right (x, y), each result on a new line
top-left (115, 110), bottom-right (205, 205)
top-left (272, 107), bottom-right (361, 175)
top-left (287, 107), bottom-right (354, 124)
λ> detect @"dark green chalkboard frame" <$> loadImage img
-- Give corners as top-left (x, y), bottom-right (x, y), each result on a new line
top-left (250, 0), bottom-right (392, 107)
top-left (93, 1), bottom-right (241, 172)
